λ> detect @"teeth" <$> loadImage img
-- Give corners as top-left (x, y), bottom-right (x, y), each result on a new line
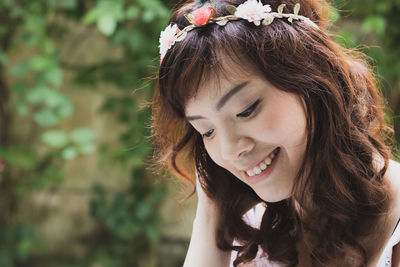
top-left (260, 163), bottom-right (267, 170)
top-left (247, 169), bottom-right (255, 176)
top-left (245, 148), bottom-right (279, 177)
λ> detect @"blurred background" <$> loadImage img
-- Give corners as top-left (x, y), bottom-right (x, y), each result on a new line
top-left (0, 0), bottom-right (399, 266)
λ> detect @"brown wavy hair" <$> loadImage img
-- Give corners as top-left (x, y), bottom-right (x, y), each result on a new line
top-left (151, 0), bottom-right (394, 266)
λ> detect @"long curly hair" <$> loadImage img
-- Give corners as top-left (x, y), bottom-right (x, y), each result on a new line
top-left (151, 0), bottom-right (394, 266)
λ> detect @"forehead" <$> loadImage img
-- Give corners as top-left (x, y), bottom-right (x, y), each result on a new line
top-left (182, 53), bottom-right (264, 114)
top-left (196, 52), bottom-right (260, 94)
top-left (184, 71), bottom-right (266, 114)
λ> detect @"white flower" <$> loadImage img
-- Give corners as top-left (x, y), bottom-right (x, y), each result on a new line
top-left (159, 24), bottom-right (179, 59)
top-left (234, 0), bottom-right (272, 26)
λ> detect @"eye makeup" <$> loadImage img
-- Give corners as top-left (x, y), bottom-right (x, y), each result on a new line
top-left (236, 98), bottom-right (262, 118)
top-left (200, 98), bottom-right (263, 139)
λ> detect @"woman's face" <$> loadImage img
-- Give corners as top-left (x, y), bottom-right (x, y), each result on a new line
top-left (185, 72), bottom-right (308, 202)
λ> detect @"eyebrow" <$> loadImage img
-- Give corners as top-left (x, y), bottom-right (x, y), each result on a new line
top-left (186, 81), bottom-right (249, 121)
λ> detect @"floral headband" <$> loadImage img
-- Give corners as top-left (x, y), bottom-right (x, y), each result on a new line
top-left (159, 0), bottom-right (319, 63)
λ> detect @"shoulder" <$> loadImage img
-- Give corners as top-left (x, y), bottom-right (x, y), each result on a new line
top-left (385, 160), bottom-right (400, 225)
top-left (386, 159), bottom-right (400, 208)
top-left (386, 160), bottom-right (400, 264)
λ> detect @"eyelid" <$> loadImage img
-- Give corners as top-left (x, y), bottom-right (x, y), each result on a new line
top-left (200, 98), bottom-right (262, 139)
top-left (237, 98), bottom-right (262, 118)
top-left (202, 129), bottom-right (214, 139)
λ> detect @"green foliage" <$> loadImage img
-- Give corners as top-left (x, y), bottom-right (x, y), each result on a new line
top-left (0, 222), bottom-right (43, 267)
top-left (1, 0), bottom-right (398, 266)
top-left (331, 0), bottom-right (400, 149)
top-left (2, 0), bottom-right (169, 265)
top-left (88, 169), bottom-right (166, 266)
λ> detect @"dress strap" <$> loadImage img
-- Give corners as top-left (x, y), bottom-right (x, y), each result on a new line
top-left (391, 217), bottom-right (400, 236)
top-left (376, 217), bottom-right (400, 266)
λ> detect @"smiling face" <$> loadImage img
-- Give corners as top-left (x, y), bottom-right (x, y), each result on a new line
top-left (185, 72), bottom-right (308, 202)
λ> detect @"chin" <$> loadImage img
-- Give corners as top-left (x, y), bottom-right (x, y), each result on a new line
top-left (255, 188), bottom-right (292, 203)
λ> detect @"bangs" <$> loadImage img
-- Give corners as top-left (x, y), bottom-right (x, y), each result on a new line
top-left (158, 22), bottom-right (256, 119)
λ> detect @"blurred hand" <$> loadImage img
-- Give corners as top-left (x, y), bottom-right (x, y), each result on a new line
top-left (195, 170), bottom-right (217, 213)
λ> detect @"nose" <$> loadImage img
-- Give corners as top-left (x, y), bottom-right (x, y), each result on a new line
top-left (219, 128), bottom-right (254, 161)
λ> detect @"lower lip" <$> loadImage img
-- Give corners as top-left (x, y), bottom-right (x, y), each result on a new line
top-left (243, 148), bottom-right (280, 185)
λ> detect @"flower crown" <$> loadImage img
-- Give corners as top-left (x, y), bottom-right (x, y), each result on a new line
top-left (159, 0), bottom-right (319, 63)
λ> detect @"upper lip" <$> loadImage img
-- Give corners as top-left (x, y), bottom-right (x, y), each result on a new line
top-left (237, 149), bottom-right (276, 172)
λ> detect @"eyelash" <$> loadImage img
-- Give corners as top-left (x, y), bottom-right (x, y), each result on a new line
top-left (201, 99), bottom-right (262, 139)
top-left (236, 99), bottom-right (261, 118)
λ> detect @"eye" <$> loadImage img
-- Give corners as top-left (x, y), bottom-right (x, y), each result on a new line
top-left (237, 99), bottom-right (261, 118)
top-left (202, 129), bottom-right (214, 139)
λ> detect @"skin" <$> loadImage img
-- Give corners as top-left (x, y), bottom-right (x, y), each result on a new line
top-left (185, 72), bottom-right (308, 202)
top-left (184, 70), bottom-right (400, 265)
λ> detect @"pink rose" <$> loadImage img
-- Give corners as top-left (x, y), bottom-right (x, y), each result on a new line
top-left (191, 6), bottom-right (215, 26)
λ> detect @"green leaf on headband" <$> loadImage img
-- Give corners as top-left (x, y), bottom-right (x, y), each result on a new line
top-left (226, 5), bottom-right (236, 15)
top-left (175, 31), bottom-right (187, 42)
top-left (184, 14), bottom-right (194, 25)
top-left (294, 3), bottom-right (300, 16)
top-left (288, 16), bottom-right (293, 23)
top-left (262, 14), bottom-right (274, 25)
top-left (216, 19), bottom-right (229, 26)
top-left (277, 4), bottom-right (286, 14)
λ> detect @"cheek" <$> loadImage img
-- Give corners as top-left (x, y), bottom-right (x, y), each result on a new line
top-left (204, 140), bottom-right (236, 173)
top-left (254, 96), bottom-right (307, 147)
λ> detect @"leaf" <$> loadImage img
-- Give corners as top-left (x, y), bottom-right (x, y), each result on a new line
top-left (175, 31), bottom-right (187, 42)
top-left (125, 6), bottom-right (140, 19)
top-left (10, 61), bottom-right (31, 76)
top-left (145, 224), bottom-right (160, 242)
top-left (329, 8), bottom-right (340, 23)
top-left (30, 55), bottom-right (51, 71)
top-left (34, 109), bottom-right (59, 126)
top-left (55, 97), bottom-right (73, 118)
top-left (11, 81), bottom-right (29, 97)
top-left (61, 146), bottom-right (78, 160)
top-left (216, 19), bottom-right (229, 26)
top-left (41, 130), bottom-right (68, 148)
top-left (361, 16), bottom-right (386, 36)
top-left (262, 14), bottom-right (274, 25)
top-left (71, 128), bottom-right (96, 144)
top-left (142, 9), bottom-right (155, 22)
top-left (83, 10), bottom-right (98, 24)
top-left (17, 238), bottom-right (34, 260)
top-left (294, 3), bottom-right (300, 16)
top-left (78, 143), bottom-right (96, 154)
top-left (44, 67), bottom-right (63, 87)
top-left (288, 16), bottom-right (293, 23)
top-left (97, 15), bottom-right (117, 36)
top-left (277, 4), bottom-right (286, 14)
top-left (226, 5), bottom-right (237, 15)
top-left (184, 14), bottom-right (194, 24)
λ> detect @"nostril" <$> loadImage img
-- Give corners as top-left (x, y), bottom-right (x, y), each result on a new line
top-left (238, 150), bottom-right (248, 158)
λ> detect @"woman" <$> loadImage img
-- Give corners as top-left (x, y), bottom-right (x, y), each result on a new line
top-left (151, 0), bottom-right (400, 266)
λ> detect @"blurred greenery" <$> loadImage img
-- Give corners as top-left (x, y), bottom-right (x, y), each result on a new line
top-left (330, 0), bottom-right (400, 159)
top-left (0, 0), bottom-right (170, 266)
top-left (0, 0), bottom-right (399, 266)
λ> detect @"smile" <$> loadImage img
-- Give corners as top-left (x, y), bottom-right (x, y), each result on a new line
top-left (245, 148), bottom-right (279, 176)
top-left (243, 147), bottom-right (281, 184)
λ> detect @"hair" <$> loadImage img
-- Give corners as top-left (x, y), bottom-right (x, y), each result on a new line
top-left (151, 0), bottom-right (394, 266)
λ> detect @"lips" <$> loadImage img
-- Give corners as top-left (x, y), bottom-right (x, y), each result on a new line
top-left (241, 147), bottom-right (280, 176)
top-left (242, 147), bottom-right (281, 185)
